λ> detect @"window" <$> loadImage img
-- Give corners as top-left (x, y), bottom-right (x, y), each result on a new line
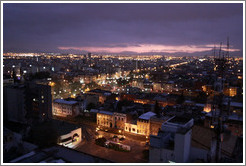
top-left (121, 118), bottom-right (124, 121)
top-left (126, 127), bottom-right (128, 130)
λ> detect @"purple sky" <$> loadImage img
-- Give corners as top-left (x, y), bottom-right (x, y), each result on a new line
top-left (3, 3), bottom-right (243, 56)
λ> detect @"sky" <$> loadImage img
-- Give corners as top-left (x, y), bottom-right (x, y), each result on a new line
top-left (3, 3), bottom-right (244, 56)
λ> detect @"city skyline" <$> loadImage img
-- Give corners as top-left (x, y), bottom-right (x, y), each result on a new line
top-left (2, 2), bottom-right (244, 164)
top-left (3, 3), bottom-right (243, 56)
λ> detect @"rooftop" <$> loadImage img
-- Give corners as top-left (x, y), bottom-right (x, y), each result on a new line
top-left (53, 99), bottom-right (77, 105)
top-left (11, 145), bottom-right (112, 163)
top-left (99, 110), bottom-right (113, 116)
top-left (191, 125), bottom-right (238, 157)
top-left (88, 89), bottom-right (111, 95)
top-left (168, 116), bottom-right (192, 125)
top-left (51, 119), bottom-right (80, 136)
top-left (139, 111), bottom-right (156, 120)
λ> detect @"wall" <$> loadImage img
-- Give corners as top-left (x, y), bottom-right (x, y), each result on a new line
top-left (58, 128), bottom-right (82, 148)
top-left (124, 123), bottom-right (138, 134)
top-left (53, 102), bottom-right (79, 117)
top-left (97, 113), bottom-right (114, 128)
top-left (137, 119), bottom-right (150, 136)
top-left (174, 129), bottom-right (192, 163)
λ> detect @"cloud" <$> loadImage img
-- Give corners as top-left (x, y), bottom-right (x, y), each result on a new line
top-left (58, 43), bottom-right (240, 54)
top-left (3, 3), bottom-right (243, 56)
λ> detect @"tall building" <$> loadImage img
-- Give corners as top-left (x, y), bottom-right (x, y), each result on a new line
top-left (25, 82), bottom-right (52, 122)
top-left (4, 82), bottom-right (52, 124)
top-left (3, 84), bottom-right (27, 123)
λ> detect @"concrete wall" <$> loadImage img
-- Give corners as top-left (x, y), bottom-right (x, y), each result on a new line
top-left (59, 128), bottom-right (82, 148)
top-left (174, 129), bottom-right (192, 163)
top-left (149, 147), bottom-right (175, 163)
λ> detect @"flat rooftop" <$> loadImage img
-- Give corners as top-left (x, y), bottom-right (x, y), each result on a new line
top-left (168, 116), bottom-right (191, 125)
top-left (53, 99), bottom-right (77, 105)
top-left (51, 119), bottom-right (80, 135)
top-left (139, 111), bottom-right (156, 120)
top-left (99, 111), bottom-right (113, 116)
top-left (88, 89), bottom-right (111, 94)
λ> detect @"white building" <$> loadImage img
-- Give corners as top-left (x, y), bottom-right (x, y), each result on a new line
top-left (52, 99), bottom-right (80, 117)
top-left (52, 120), bottom-right (82, 149)
top-left (149, 116), bottom-right (208, 163)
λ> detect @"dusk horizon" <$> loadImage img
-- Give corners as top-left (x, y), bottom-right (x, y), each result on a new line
top-left (3, 3), bottom-right (243, 56)
top-left (2, 2), bottom-right (244, 164)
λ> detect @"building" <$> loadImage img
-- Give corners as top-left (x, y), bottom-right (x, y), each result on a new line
top-left (113, 112), bottom-right (127, 130)
top-left (97, 111), bottom-right (114, 128)
top-left (202, 85), bottom-right (213, 95)
top-left (149, 116), bottom-right (197, 163)
top-left (52, 120), bottom-right (82, 148)
top-left (3, 84), bottom-right (26, 123)
top-left (82, 94), bottom-right (99, 110)
top-left (52, 99), bottom-right (80, 117)
top-left (10, 145), bottom-right (112, 163)
top-left (124, 121), bottom-right (138, 134)
top-left (3, 127), bottom-right (38, 163)
top-left (223, 87), bottom-right (237, 97)
top-left (96, 111), bottom-right (126, 130)
top-left (86, 89), bottom-right (112, 104)
top-left (25, 82), bottom-right (52, 122)
top-left (153, 82), bottom-right (162, 92)
top-left (150, 116), bottom-right (170, 136)
top-left (137, 111), bottom-right (156, 136)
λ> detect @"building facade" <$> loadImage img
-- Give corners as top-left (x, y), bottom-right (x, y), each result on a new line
top-left (137, 112), bottom-right (156, 136)
top-left (3, 84), bottom-right (26, 123)
top-left (113, 112), bottom-right (127, 130)
top-left (52, 99), bottom-right (79, 117)
top-left (97, 111), bottom-right (114, 128)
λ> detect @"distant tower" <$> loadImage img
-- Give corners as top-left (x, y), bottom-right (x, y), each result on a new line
top-left (136, 60), bottom-right (138, 70)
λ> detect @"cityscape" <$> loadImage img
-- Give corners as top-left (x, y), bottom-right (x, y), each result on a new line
top-left (2, 2), bottom-right (244, 164)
